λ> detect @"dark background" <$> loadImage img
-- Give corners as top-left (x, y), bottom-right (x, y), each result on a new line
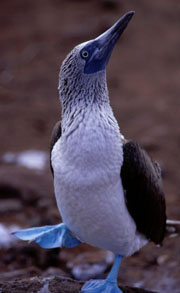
top-left (0, 0), bottom-right (180, 292)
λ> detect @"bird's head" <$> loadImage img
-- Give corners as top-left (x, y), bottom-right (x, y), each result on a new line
top-left (58, 11), bottom-right (134, 107)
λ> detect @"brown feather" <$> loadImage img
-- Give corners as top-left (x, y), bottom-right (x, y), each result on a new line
top-left (50, 121), bottom-right (61, 176)
top-left (121, 140), bottom-right (166, 244)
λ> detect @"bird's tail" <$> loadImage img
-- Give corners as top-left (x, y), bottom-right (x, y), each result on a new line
top-left (166, 219), bottom-right (180, 238)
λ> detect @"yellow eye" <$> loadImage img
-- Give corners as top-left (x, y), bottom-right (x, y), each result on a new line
top-left (81, 51), bottom-right (89, 58)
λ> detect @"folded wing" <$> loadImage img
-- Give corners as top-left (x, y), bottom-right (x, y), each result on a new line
top-left (121, 141), bottom-right (166, 244)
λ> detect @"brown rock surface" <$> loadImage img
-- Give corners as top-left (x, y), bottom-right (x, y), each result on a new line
top-left (0, 276), bottom-right (157, 293)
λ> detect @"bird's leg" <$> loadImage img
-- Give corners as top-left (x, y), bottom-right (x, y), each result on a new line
top-left (81, 254), bottom-right (123, 293)
top-left (13, 223), bottom-right (81, 249)
top-left (106, 254), bottom-right (122, 283)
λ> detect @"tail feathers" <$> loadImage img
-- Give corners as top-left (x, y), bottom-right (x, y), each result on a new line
top-left (12, 223), bottom-right (81, 249)
top-left (166, 219), bottom-right (180, 238)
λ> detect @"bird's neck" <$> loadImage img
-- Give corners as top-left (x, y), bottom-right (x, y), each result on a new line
top-left (59, 71), bottom-right (113, 132)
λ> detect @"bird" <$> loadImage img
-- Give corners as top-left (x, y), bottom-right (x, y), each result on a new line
top-left (14, 11), bottom-right (170, 293)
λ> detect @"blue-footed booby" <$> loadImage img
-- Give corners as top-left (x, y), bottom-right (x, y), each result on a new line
top-left (14, 11), bottom-right (167, 292)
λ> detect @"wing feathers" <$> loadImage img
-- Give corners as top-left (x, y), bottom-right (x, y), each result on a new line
top-left (121, 141), bottom-right (166, 244)
top-left (50, 121), bottom-right (61, 175)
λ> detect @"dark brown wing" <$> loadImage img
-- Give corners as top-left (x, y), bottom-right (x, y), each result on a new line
top-left (121, 140), bottom-right (166, 244)
top-left (50, 121), bottom-right (61, 176)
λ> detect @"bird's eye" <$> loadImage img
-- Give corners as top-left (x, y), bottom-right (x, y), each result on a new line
top-left (81, 51), bottom-right (89, 58)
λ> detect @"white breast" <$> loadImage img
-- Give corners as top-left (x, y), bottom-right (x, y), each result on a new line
top-left (51, 109), bottom-right (148, 256)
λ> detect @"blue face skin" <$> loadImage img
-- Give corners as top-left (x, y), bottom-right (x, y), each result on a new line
top-left (80, 40), bottom-right (114, 74)
top-left (80, 11), bottom-right (134, 75)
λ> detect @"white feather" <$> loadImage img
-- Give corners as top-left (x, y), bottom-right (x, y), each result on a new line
top-left (52, 104), bottom-right (147, 256)
top-left (52, 45), bottom-right (148, 257)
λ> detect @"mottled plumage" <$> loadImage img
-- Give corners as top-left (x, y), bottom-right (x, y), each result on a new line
top-left (14, 12), bottom-right (168, 293)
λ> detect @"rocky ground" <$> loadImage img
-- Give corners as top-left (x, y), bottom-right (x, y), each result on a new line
top-left (0, 275), bottom-right (159, 293)
top-left (0, 0), bottom-right (180, 292)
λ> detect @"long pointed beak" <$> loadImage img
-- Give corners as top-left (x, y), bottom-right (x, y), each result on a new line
top-left (96, 11), bottom-right (134, 44)
top-left (84, 11), bottom-right (134, 74)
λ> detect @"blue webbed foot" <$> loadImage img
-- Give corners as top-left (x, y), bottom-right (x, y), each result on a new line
top-left (13, 223), bottom-right (81, 249)
top-left (81, 255), bottom-right (123, 293)
top-left (81, 279), bottom-right (122, 293)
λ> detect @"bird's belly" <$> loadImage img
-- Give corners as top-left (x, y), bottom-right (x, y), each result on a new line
top-left (54, 172), bottom-right (147, 256)
top-left (52, 129), bottom-right (148, 256)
